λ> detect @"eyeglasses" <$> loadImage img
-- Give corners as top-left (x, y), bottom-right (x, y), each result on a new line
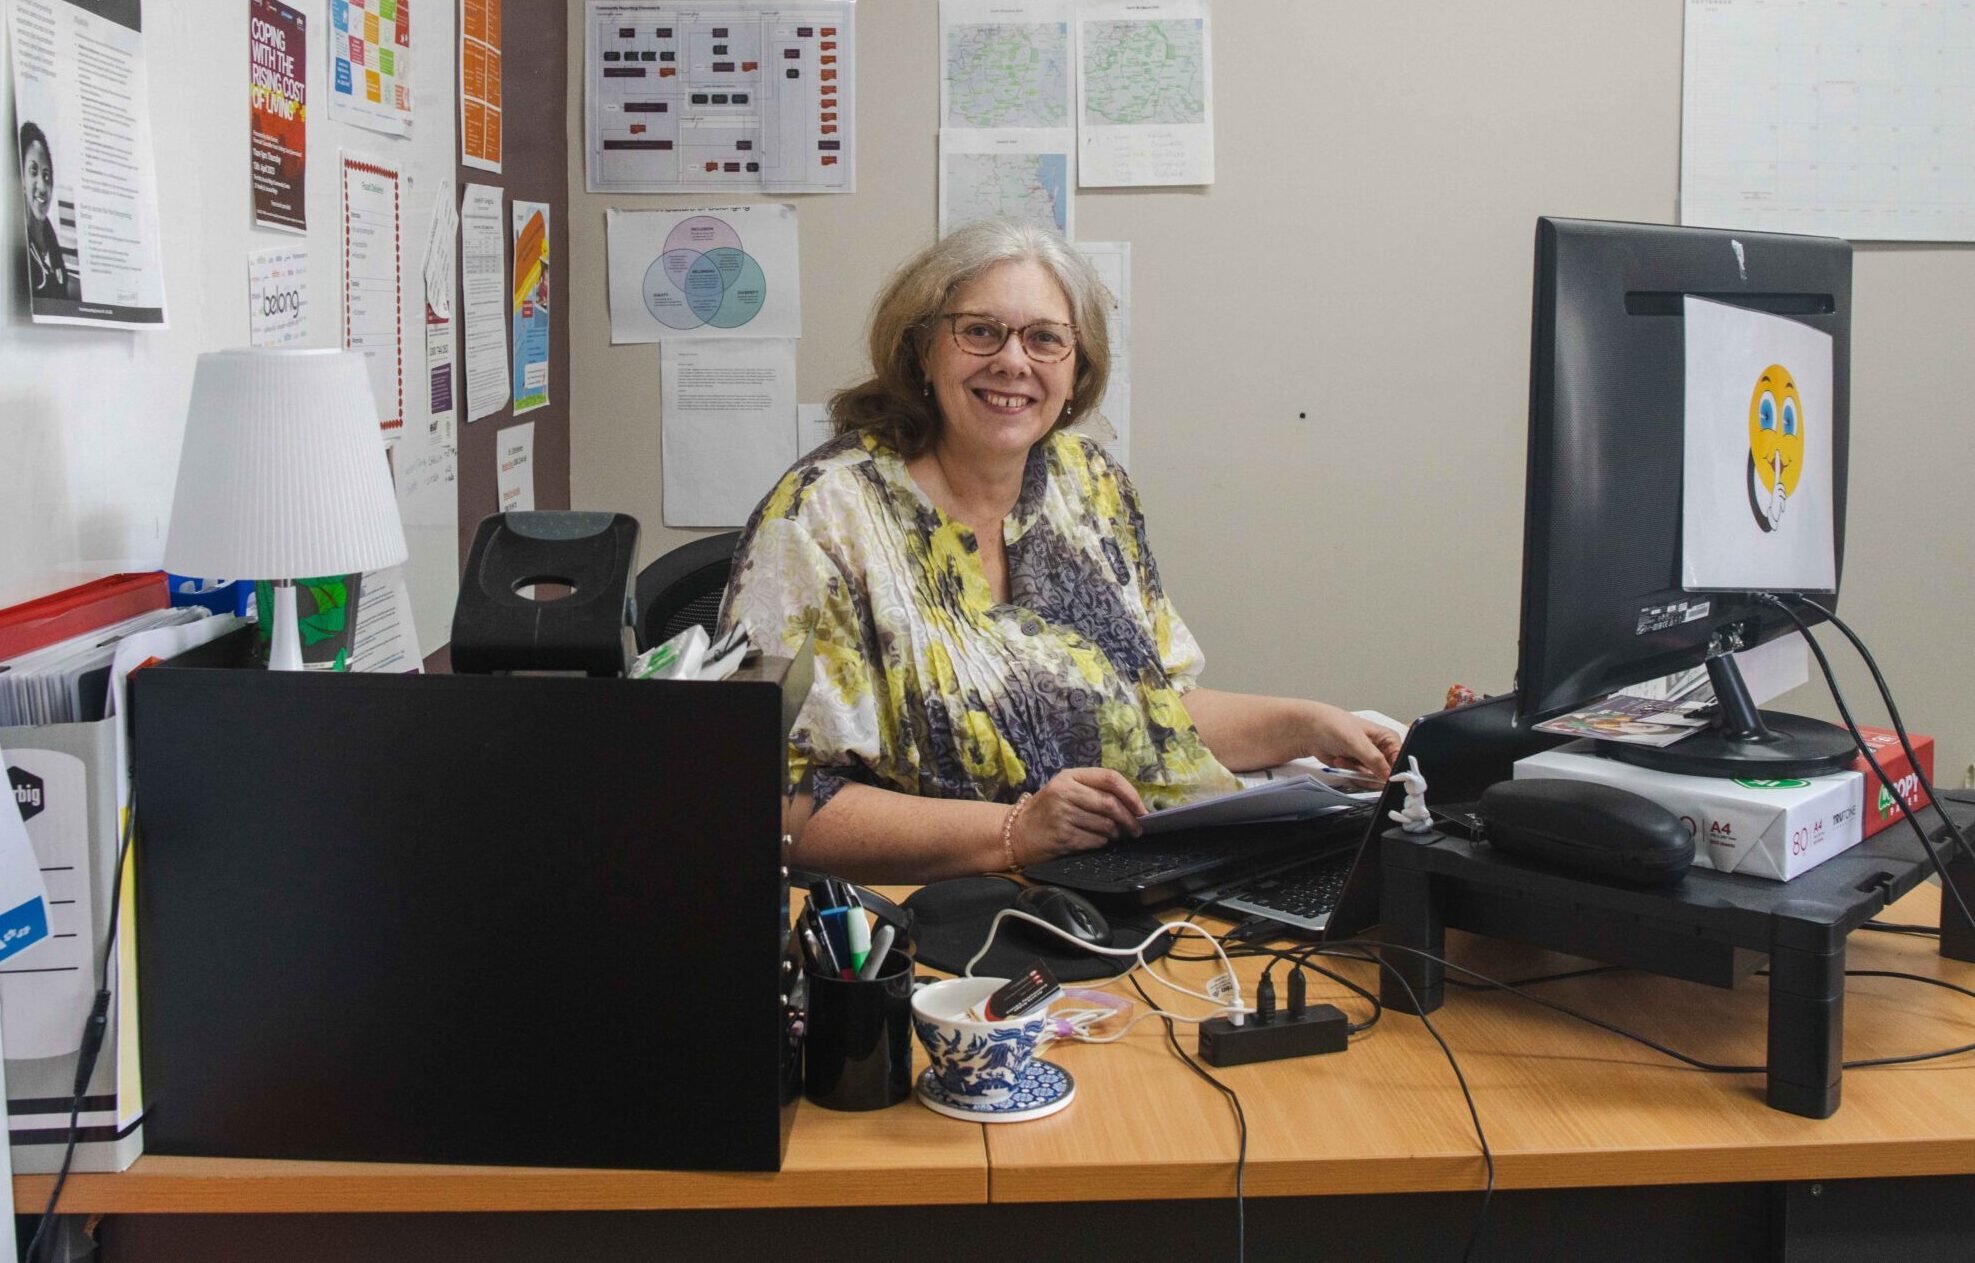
top-left (937, 313), bottom-right (1078, 363)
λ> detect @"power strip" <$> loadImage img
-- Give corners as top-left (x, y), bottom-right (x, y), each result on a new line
top-left (1197, 1004), bottom-right (1349, 1067)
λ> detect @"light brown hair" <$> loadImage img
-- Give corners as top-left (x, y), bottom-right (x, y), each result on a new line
top-left (831, 220), bottom-right (1112, 459)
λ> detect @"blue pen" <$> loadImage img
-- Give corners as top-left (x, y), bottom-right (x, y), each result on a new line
top-left (816, 905), bottom-right (854, 978)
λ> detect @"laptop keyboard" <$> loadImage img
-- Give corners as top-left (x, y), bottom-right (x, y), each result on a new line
top-left (1212, 851), bottom-right (1356, 934)
top-left (1035, 806), bottom-right (1374, 890)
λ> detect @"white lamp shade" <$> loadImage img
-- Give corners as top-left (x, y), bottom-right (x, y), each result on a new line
top-left (163, 348), bottom-right (409, 579)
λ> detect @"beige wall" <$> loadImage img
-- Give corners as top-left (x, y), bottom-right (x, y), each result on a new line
top-left (567, 1), bottom-right (1975, 780)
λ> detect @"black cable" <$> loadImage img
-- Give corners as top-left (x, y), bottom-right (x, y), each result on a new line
top-left (1128, 973), bottom-right (1247, 1263)
top-left (1861, 920), bottom-right (1942, 939)
top-left (27, 787), bottom-right (136, 1263)
top-left (1445, 963), bottom-right (1629, 991)
top-left (1760, 595), bottom-right (1975, 940)
top-left (1790, 595), bottom-right (1971, 852)
top-left (1314, 943), bottom-right (1493, 1263)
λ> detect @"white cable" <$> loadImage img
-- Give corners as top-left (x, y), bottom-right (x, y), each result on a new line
top-left (962, 908), bottom-right (1251, 1026)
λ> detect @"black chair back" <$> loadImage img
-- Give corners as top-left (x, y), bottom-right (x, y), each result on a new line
top-left (634, 531), bottom-right (742, 651)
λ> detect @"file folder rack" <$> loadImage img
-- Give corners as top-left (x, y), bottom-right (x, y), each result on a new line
top-left (129, 632), bottom-right (806, 1170)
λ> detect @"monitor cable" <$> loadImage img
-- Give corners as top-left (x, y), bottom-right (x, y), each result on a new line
top-left (1758, 594), bottom-right (1975, 940)
top-left (1126, 972), bottom-right (1249, 1263)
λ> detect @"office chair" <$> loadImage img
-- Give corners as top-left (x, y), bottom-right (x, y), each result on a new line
top-left (634, 530), bottom-right (742, 651)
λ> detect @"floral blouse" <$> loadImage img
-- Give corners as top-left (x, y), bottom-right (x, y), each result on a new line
top-left (720, 429), bottom-right (1240, 812)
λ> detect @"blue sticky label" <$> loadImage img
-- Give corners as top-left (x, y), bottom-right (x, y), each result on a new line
top-left (0, 896), bottom-right (49, 963)
top-left (332, 0), bottom-right (350, 32)
top-left (335, 58), bottom-right (353, 95)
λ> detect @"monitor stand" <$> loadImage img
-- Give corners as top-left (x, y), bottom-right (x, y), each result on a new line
top-left (1605, 654), bottom-right (1857, 779)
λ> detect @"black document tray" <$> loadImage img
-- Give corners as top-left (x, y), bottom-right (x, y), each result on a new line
top-left (130, 631), bottom-right (807, 1171)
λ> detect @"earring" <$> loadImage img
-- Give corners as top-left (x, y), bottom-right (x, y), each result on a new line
top-left (1065, 399), bottom-right (1075, 419)
top-left (922, 382), bottom-right (931, 397)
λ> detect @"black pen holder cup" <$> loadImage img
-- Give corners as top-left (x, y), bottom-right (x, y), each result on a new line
top-left (802, 952), bottom-right (914, 1111)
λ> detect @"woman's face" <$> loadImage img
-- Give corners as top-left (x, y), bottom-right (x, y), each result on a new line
top-left (22, 138), bottom-right (51, 224)
top-left (922, 258), bottom-right (1077, 468)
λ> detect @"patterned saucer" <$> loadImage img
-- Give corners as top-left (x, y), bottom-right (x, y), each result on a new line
top-left (916, 1058), bottom-right (1076, 1123)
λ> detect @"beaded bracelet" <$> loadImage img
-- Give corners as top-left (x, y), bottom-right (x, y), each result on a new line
top-left (1001, 792), bottom-right (1035, 871)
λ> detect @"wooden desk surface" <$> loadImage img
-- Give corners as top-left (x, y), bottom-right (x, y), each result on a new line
top-left (987, 885), bottom-right (1975, 1202)
top-left (18, 888), bottom-right (1975, 1213)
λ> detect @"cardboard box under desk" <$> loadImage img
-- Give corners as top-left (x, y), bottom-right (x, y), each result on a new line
top-left (128, 631), bottom-right (806, 1170)
top-left (0, 715), bottom-right (145, 1173)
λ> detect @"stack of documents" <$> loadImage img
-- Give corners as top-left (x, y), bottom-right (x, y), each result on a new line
top-left (0, 609), bottom-right (209, 725)
top-left (1140, 759), bottom-right (1381, 835)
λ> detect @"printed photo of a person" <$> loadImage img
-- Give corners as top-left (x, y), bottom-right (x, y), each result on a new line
top-left (19, 121), bottom-right (79, 301)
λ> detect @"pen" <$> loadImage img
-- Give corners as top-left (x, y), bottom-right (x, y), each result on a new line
top-left (802, 927), bottom-right (827, 972)
top-left (857, 924), bottom-right (895, 980)
top-left (1319, 766), bottom-right (1386, 784)
top-left (846, 906), bottom-right (872, 974)
top-left (816, 905), bottom-right (853, 978)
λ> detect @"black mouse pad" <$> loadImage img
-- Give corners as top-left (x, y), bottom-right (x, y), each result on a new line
top-left (905, 876), bottom-right (1174, 982)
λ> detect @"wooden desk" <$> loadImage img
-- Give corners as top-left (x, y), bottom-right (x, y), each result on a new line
top-left (19, 888), bottom-right (1975, 1261)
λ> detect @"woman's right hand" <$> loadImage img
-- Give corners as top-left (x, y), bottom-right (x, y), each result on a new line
top-left (1010, 768), bottom-right (1146, 866)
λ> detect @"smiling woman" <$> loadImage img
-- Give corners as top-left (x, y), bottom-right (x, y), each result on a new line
top-left (719, 220), bottom-right (1399, 883)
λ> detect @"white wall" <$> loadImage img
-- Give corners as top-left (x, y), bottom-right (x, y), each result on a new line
top-left (2, 0), bottom-right (457, 652)
top-left (567, 1), bottom-right (1975, 777)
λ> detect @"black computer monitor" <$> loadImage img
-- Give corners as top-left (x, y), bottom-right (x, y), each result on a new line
top-left (1515, 217), bottom-right (1855, 778)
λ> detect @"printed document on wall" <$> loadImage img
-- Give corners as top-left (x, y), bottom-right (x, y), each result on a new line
top-left (1071, 240), bottom-right (1129, 469)
top-left (249, 0), bottom-right (308, 234)
top-left (1681, 0), bottom-right (1975, 242)
top-left (939, 0), bottom-right (1075, 236)
top-left (341, 153), bottom-right (405, 439)
top-left (328, 0), bottom-right (413, 137)
top-left (8, 0), bottom-right (169, 327)
top-left (496, 421), bottom-right (536, 513)
top-left (511, 200), bottom-right (551, 414)
top-left (1681, 297), bottom-right (1836, 593)
top-left (249, 246), bottom-right (309, 348)
top-left (461, 0), bottom-right (503, 172)
top-left (462, 183), bottom-right (510, 422)
top-left (661, 339), bottom-right (798, 527)
top-left (1077, 0), bottom-right (1214, 187)
top-left (607, 204), bottom-right (801, 343)
top-left (939, 130), bottom-right (1074, 237)
top-left (585, 1), bottom-right (854, 194)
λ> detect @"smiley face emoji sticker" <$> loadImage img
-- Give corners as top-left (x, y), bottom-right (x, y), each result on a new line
top-left (1746, 363), bottom-right (1803, 532)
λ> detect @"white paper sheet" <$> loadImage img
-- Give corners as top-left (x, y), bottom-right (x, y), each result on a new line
top-left (327, 0), bottom-right (414, 137)
top-left (1070, 240), bottom-right (1130, 468)
top-left (462, 183), bottom-right (511, 422)
top-left (341, 152), bottom-right (405, 439)
top-left (1681, 296), bottom-right (1836, 593)
top-left (497, 420), bottom-right (536, 512)
top-left (661, 338), bottom-right (798, 527)
top-left (1077, 0), bottom-right (1214, 187)
top-left (350, 566), bottom-right (420, 673)
top-left (0, 744), bottom-right (88, 1058)
top-left (607, 204), bottom-right (802, 343)
top-left (461, 0), bottom-right (502, 172)
top-left (585, 1), bottom-right (855, 194)
top-left (942, 0), bottom-right (1074, 130)
top-left (1681, 0), bottom-right (1975, 241)
top-left (249, 246), bottom-right (309, 348)
top-left (939, 130), bottom-right (1074, 237)
top-left (421, 182), bottom-right (459, 444)
top-left (8, 0), bottom-right (169, 328)
top-left (798, 402), bottom-right (834, 456)
top-left (394, 439), bottom-right (459, 529)
top-left (0, 742), bottom-right (51, 970)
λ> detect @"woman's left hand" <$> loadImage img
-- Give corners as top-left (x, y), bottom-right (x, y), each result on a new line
top-left (1304, 702), bottom-right (1401, 781)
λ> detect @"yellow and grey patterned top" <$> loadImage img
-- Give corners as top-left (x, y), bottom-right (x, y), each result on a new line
top-left (720, 429), bottom-right (1240, 811)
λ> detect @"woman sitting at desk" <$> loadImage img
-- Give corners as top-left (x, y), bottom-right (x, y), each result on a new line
top-left (721, 220), bottom-right (1397, 882)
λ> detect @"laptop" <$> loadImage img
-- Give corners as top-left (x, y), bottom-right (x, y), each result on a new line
top-left (1026, 694), bottom-right (1563, 934)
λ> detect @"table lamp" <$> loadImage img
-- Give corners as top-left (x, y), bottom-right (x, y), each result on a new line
top-left (163, 348), bottom-right (408, 670)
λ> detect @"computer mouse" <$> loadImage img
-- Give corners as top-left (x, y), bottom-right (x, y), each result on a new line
top-left (1478, 779), bottom-right (1695, 887)
top-left (1012, 884), bottom-right (1112, 946)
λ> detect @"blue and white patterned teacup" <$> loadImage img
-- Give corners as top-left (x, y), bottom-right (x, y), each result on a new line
top-left (911, 977), bottom-right (1057, 1107)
